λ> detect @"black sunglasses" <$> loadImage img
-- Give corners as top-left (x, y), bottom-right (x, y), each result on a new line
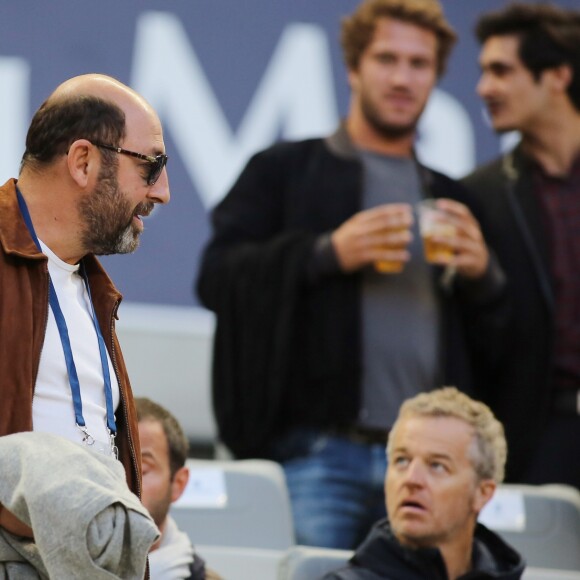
top-left (92, 142), bottom-right (168, 186)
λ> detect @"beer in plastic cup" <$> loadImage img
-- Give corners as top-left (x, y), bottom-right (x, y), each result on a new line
top-left (374, 225), bottom-right (408, 273)
top-left (417, 200), bottom-right (456, 263)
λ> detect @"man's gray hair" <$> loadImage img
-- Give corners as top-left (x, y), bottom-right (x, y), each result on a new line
top-left (387, 387), bottom-right (507, 482)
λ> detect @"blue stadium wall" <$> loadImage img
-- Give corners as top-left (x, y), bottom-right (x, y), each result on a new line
top-left (1, 1), bottom-right (575, 307)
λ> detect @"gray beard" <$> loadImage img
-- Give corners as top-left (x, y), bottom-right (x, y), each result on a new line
top-left (78, 162), bottom-right (141, 256)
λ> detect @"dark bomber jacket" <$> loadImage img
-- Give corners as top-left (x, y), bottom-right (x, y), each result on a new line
top-left (197, 128), bottom-right (508, 459)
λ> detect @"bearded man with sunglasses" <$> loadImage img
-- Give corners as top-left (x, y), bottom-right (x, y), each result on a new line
top-left (0, 73), bottom-right (170, 539)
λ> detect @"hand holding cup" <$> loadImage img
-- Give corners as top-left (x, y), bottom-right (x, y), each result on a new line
top-left (331, 203), bottom-right (413, 274)
top-left (417, 198), bottom-right (489, 279)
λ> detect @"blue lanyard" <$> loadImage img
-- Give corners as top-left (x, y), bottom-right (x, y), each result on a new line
top-left (17, 188), bottom-right (117, 438)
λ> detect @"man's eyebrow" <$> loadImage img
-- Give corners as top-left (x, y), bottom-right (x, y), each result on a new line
top-left (480, 60), bottom-right (514, 72)
top-left (391, 447), bottom-right (454, 462)
top-left (391, 445), bottom-right (408, 454)
top-left (427, 452), bottom-right (453, 461)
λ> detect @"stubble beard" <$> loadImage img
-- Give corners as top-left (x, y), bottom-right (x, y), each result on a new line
top-left (78, 161), bottom-right (142, 256)
top-left (145, 485), bottom-right (173, 530)
top-left (391, 491), bottom-right (476, 550)
top-left (361, 91), bottom-right (422, 141)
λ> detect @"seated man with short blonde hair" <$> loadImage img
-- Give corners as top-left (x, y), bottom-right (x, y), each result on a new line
top-left (322, 387), bottom-right (525, 580)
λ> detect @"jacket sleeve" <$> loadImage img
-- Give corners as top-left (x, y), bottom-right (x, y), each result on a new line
top-left (435, 172), bottom-right (513, 392)
top-left (196, 147), bottom-right (320, 308)
top-left (195, 147), bottom-right (318, 458)
top-left (319, 566), bottom-right (383, 579)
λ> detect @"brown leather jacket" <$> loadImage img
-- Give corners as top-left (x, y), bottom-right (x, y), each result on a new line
top-left (0, 178), bottom-right (142, 496)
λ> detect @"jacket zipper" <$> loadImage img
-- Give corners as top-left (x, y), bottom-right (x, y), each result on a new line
top-left (110, 299), bottom-right (141, 499)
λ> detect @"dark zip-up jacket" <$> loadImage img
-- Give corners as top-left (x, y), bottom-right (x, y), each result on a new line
top-left (461, 146), bottom-right (555, 482)
top-left (322, 518), bottom-right (525, 580)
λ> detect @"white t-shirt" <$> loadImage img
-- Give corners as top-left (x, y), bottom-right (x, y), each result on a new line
top-left (149, 516), bottom-right (195, 580)
top-left (32, 240), bottom-right (120, 456)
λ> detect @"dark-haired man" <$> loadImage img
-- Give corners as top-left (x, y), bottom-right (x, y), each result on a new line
top-left (197, 0), bottom-right (506, 548)
top-left (462, 3), bottom-right (580, 488)
top-left (0, 74), bottom-right (170, 537)
top-left (136, 397), bottom-right (220, 580)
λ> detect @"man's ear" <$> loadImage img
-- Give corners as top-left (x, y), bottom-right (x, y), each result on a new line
top-left (348, 68), bottom-right (360, 93)
top-left (66, 139), bottom-right (98, 189)
top-left (473, 479), bottom-right (496, 514)
top-left (170, 465), bottom-right (190, 503)
top-left (546, 63), bottom-right (573, 95)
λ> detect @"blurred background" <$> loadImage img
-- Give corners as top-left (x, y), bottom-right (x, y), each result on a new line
top-left (2, 0), bottom-right (575, 448)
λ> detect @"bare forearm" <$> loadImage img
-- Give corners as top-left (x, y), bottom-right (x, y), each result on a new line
top-left (0, 502), bottom-right (33, 538)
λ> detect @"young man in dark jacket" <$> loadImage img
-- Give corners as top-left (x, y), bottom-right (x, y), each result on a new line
top-left (322, 388), bottom-right (524, 580)
top-left (462, 3), bottom-right (580, 487)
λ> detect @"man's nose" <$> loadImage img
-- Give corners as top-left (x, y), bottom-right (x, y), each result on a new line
top-left (149, 168), bottom-right (170, 205)
top-left (391, 62), bottom-right (413, 85)
top-left (476, 73), bottom-right (492, 98)
top-left (402, 459), bottom-right (426, 486)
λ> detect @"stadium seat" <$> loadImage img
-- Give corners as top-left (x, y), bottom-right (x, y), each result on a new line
top-left (523, 568), bottom-right (580, 580)
top-left (277, 546), bottom-right (353, 580)
top-left (198, 545), bottom-right (285, 580)
top-left (171, 458), bottom-right (295, 550)
top-left (116, 303), bottom-right (216, 444)
top-left (479, 484), bottom-right (580, 571)
top-left (277, 547), bottom-right (580, 580)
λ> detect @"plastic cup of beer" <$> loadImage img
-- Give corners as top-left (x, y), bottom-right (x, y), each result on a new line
top-left (374, 225), bottom-right (408, 274)
top-left (417, 200), bottom-right (457, 264)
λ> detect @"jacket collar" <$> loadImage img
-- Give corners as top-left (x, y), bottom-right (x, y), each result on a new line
top-left (351, 518), bottom-right (525, 579)
top-left (0, 178), bottom-right (122, 309)
top-left (324, 123), bottom-right (434, 192)
top-left (0, 179), bottom-right (44, 260)
top-left (325, 123), bottom-right (360, 161)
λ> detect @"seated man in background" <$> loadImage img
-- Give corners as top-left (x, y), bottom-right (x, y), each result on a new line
top-left (135, 397), bottom-right (221, 580)
top-left (322, 387), bottom-right (525, 580)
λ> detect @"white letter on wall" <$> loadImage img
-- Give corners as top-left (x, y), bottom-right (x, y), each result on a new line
top-left (417, 88), bottom-right (476, 178)
top-left (131, 12), bottom-right (338, 208)
top-left (0, 58), bottom-right (29, 183)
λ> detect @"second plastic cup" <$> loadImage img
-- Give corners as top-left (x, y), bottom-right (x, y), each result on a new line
top-left (417, 200), bottom-right (457, 264)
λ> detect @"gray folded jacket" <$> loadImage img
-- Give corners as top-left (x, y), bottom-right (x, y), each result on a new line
top-left (0, 432), bottom-right (159, 579)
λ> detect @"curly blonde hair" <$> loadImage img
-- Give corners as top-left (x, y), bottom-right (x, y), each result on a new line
top-left (387, 387), bottom-right (507, 482)
top-left (340, 0), bottom-right (457, 77)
